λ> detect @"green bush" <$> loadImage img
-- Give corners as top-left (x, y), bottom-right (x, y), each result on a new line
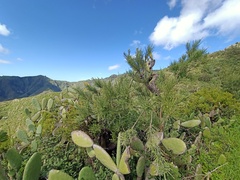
top-left (185, 88), bottom-right (240, 118)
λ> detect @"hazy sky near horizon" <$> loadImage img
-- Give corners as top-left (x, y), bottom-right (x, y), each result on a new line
top-left (0, 0), bottom-right (240, 81)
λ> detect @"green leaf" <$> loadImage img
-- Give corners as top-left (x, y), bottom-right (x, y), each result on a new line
top-left (47, 98), bottom-right (54, 111)
top-left (112, 173), bottom-right (120, 180)
top-left (48, 170), bottom-right (74, 180)
top-left (0, 163), bottom-right (8, 180)
top-left (173, 120), bottom-right (180, 130)
top-left (28, 124), bottom-right (36, 132)
top-left (5, 148), bottom-right (23, 171)
top-left (22, 152), bottom-right (42, 180)
top-left (204, 117), bottom-right (212, 128)
top-left (136, 156), bottom-right (145, 178)
top-left (218, 154), bottom-right (227, 165)
top-left (116, 132), bottom-right (121, 167)
top-left (0, 130), bottom-right (8, 142)
top-left (78, 167), bottom-right (96, 180)
top-left (130, 136), bottom-right (144, 152)
top-left (181, 120), bottom-right (201, 128)
top-left (149, 160), bottom-right (159, 176)
top-left (112, 173), bottom-right (124, 180)
top-left (26, 118), bottom-right (34, 128)
top-left (32, 98), bottom-right (41, 111)
top-left (161, 138), bottom-right (187, 155)
top-left (71, 130), bottom-right (93, 148)
top-left (86, 147), bottom-right (95, 158)
top-left (31, 140), bottom-right (38, 152)
top-left (118, 146), bottom-right (131, 174)
top-left (41, 98), bottom-right (47, 110)
top-left (17, 129), bottom-right (29, 144)
top-left (93, 144), bottom-right (118, 172)
top-left (24, 108), bottom-right (31, 118)
top-left (36, 124), bottom-right (42, 136)
top-left (31, 111), bottom-right (41, 122)
top-left (203, 127), bottom-right (211, 138)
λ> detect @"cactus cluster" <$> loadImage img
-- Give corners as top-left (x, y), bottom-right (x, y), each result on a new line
top-left (16, 118), bottom-right (42, 152)
top-left (70, 129), bottom-right (187, 179)
top-left (71, 130), bottom-right (130, 180)
top-left (4, 149), bottom-right (42, 180)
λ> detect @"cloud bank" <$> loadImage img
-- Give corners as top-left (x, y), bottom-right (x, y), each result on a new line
top-left (0, 23), bottom-right (10, 36)
top-left (150, 0), bottom-right (240, 50)
top-left (108, 64), bottom-right (120, 70)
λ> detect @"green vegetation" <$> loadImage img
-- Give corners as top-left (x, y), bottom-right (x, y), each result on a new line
top-left (0, 41), bottom-right (240, 179)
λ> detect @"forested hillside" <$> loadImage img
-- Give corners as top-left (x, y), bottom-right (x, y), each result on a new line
top-left (0, 75), bottom-right (62, 102)
top-left (0, 41), bottom-right (239, 179)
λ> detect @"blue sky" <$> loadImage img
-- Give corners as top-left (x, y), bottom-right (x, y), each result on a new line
top-left (0, 0), bottom-right (240, 82)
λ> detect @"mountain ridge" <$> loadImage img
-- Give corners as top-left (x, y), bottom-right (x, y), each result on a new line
top-left (0, 75), bottom-right (62, 101)
top-left (0, 74), bottom-right (119, 102)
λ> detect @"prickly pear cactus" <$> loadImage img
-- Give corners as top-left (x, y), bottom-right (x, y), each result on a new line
top-left (0, 163), bottom-right (8, 180)
top-left (48, 169), bottom-right (74, 180)
top-left (136, 156), bottom-right (145, 179)
top-left (47, 98), bottom-right (54, 111)
top-left (16, 129), bottom-right (29, 144)
top-left (71, 130), bottom-right (94, 147)
top-left (22, 152), bottom-right (42, 180)
top-left (78, 167), bottom-right (96, 180)
top-left (161, 138), bottom-right (187, 155)
top-left (93, 144), bottom-right (118, 172)
top-left (0, 130), bottom-right (8, 142)
top-left (5, 148), bottom-right (23, 171)
top-left (32, 98), bottom-right (41, 111)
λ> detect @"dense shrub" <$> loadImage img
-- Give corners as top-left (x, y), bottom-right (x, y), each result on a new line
top-left (185, 87), bottom-right (240, 118)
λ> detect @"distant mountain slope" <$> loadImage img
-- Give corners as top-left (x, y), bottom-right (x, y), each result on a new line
top-left (0, 75), bottom-right (62, 101)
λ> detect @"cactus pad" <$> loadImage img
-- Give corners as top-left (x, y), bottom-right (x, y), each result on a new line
top-left (71, 130), bottom-right (94, 148)
top-left (181, 120), bottom-right (201, 128)
top-left (136, 156), bottom-right (145, 178)
top-left (130, 136), bottom-right (144, 152)
top-left (93, 144), bottom-right (118, 172)
top-left (161, 138), bottom-right (187, 155)
top-left (22, 152), bottom-right (42, 180)
top-left (5, 148), bottom-right (23, 171)
top-left (118, 146), bottom-right (131, 174)
top-left (48, 170), bottom-right (74, 180)
top-left (78, 166), bottom-right (96, 180)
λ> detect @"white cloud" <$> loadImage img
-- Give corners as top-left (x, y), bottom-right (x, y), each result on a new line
top-left (150, 0), bottom-right (240, 50)
top-left (0, 44), bottom-right (9, 54)
top-left (134, 29), bottom-right (143, 35)
top-left (168, 0), bottom-right (178, 9)
top-left (203, 0), bottom-right (240, 37)
top-left (17, 58), bottom-right (23, 61)
top-left (0, 59), bottom-right (11, 64)
top-left (152, 51), bottom-right (161, 60)
top-left (0, 23), bottom-right (10, 36)
top-left (130, 40), bottom-right (141, 47)
top-left (108, 64), bottom-right (120, 70)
